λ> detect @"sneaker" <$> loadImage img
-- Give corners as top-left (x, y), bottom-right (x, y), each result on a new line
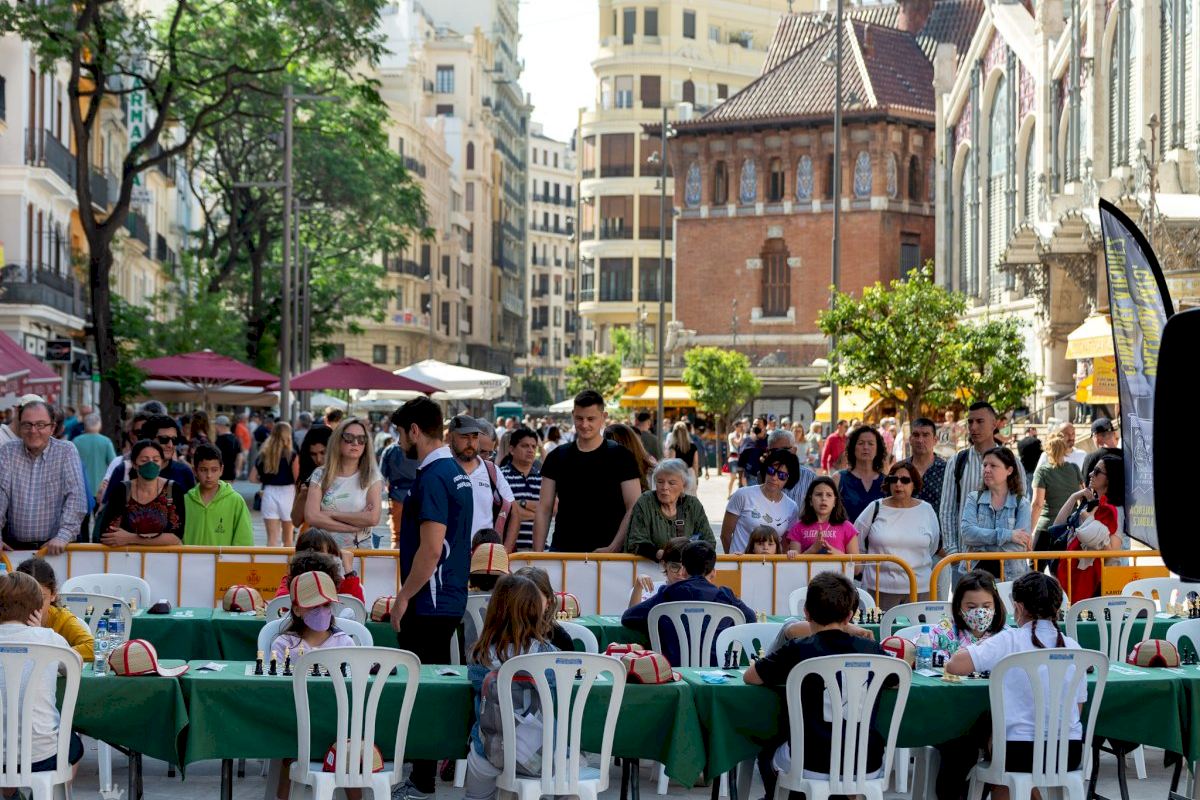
top-left (391, 780), bottom-right (431, 800)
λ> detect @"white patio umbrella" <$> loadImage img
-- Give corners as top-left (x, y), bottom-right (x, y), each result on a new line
top-left (392, 359), bottom-right (510, 400)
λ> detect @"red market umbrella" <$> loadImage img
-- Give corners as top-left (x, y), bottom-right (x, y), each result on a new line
top-left (273, 358), bottom-right (439, 393)
top-left (136, 350), bottom-right (277, 408)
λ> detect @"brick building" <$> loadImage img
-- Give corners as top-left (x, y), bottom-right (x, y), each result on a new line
top-left (665, 0), bottom-right (981, 421)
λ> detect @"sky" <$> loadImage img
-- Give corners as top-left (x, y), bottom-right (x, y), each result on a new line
top-left (518, 0), bottom-right (598, 143)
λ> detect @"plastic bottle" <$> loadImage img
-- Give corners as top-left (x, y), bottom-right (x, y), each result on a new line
top-left (915, 625), bottom-right (934, 671)
top-left (94, 618), bottom-right (109, 675)
top-left (110, 602), bottom-right (125, 644)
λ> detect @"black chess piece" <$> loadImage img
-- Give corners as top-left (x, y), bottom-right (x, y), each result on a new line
top-left (254, 651), bottom-right (264, 676)
top-left (340, 663), bottom-right (349, 677)
top-left (268, 656), bottom-right (278, 676)
top-left (283, 650), bottom-right (292, 677)
top-left (1104, 608), bottom-right (1111, 622)
top-left (311, 663), bottom-right (322, 677)
top-left (980, 670), bottom-right (991, 679)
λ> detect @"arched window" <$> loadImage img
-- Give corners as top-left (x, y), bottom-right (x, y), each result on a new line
top-left (760, 238), bottom-right (790, 318)
top-left (466, 142), bottom-right (475, 170)
top-left (1161, 0), bottom-right (1194, 149)
top-left (682, 80), bottom-right (695, 104)
top-left (1022, 124), bottom-right (1036, 221)
top-left (795, 155), bottom-right (814, 201)
top-left (712, 160), bottom-right (728, 204)
top-left (853, 151), bottom-right (872, 198)
top-left (886, 153), bottom-right (898, 199)
top-left (988, 73), bottom-right (1010, 294)
top-left (767, 157), bottom-right (785, 201)
top-left (908, 155), bottom-right (922, 201)
top-left (958, 152), bottom-right (977, 295)
top-left (1108, 8), bottom-right (1135, 169)
top-left (684, 162), bottom-right (702, 207)
top-left (739, 158), bottom-right (757, 204)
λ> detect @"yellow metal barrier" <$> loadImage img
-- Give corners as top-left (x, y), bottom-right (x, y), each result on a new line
top-left (928, 549), bottom-right (1164, 599)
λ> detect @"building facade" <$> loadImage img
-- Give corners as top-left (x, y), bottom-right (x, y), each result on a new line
top-left (938, 0), bottom-right (1200, 418)
top-left (577, 0), bottom-right (805, 359)
top-left (520, 123), bottom-right (577, 400)
top-left (667, 0), bottom-right (981, 420)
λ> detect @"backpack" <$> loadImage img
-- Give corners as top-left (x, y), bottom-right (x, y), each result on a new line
top-left (477, 666), bottom-right (545, 775)
top-left (483, 460), bottom-right (513, 533)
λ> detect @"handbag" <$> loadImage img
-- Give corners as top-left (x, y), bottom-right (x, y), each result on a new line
top-left (253, 490), bottom-right (263, 511)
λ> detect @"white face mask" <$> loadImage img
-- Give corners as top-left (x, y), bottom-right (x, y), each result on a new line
top-left (963, 606), bottom-right (995, 634)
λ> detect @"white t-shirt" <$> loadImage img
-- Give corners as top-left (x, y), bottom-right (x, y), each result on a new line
top-left (854, 500), bottom-right (941, 593)
top-left (0, 623), bottom-right (73, 761)
top-left (1035, 448), bottom-right (1086, 473)
top-left (467, 459), bottom-right (515, 535)
top-left (965, 622), bottom-right (1088, 741)
top-left (309, 466), bottom-right (384, 516)
top-left (724, 486), bottom-right (799, 553)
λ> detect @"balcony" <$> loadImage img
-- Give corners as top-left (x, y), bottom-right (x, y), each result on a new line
top-left (599, 222), bottom-right (631, 240)
top-left (638, 227), bottom-right (673, 241)
top-left (155, 234), bottom-right (169, 263)
top-left (0, 264), bottom-right (86, 319)
top-left (88, 169), bottom-right (117, 210)
top-left (386, 257), bottom-right (428, 278)
top-left (25, 129), bottom-right (76, 189)
top-left (600, 165), bottom-right (634, 178)
top-left (124, 211), bottom-right (151, 248)
top-left (403, 157), bottom-right (426, 178)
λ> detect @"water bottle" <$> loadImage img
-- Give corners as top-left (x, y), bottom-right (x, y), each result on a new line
top-left (94, 619), bottom-right (109, 675)
top-left (915, 625), bottom-right (934, 672)
top-left (110, 602), bottom-right (125, 643)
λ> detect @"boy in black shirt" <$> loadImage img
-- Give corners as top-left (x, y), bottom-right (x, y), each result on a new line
top-left (745, 572), bottom-right (887, 788)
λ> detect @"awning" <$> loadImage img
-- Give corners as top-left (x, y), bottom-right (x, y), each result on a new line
top-left (393, 359), bottom-right (510, 400)
top-left (1065, 313), bottom-right (1114, 359)
top-left (0, 334), bottom-right (62, 398)
top-left (618, 381), bottom-right (693, 407)
top-left (1075, 357), bottom-right (1119, 404)
top-left (814, 386), bottom-right (880, 422)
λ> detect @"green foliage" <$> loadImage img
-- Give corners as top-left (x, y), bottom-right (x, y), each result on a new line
top-left (681, 347), bottom-right (761, 423)
top-left (564, 354), bottom-right (622, 400)
top-left (521, 376), bottom-right (554, 408)
top-left (610, 327), bottom-right (650, 368)
top-left (817, 265), bottom-right (1036, 417)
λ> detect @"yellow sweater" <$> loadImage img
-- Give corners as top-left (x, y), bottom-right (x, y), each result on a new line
top-left (46, 605), bottom-right (94, 662)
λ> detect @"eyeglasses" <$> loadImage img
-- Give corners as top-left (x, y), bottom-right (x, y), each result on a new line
top-left (884, 475), bottom-right (913, 485)
top-left (155, 435), bottom-right (178, 445)
top-left (18, 421), bottom-right (52, 432)
top-left (341, 433), bottom-right (369, 446)
top-left (1091, 466), bottom-right (1107, 476)
top-left (764, 465), bottom-right (790, 482)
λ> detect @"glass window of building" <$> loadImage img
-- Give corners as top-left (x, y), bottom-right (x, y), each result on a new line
top-left (641, 75), bottom-right (661, 109)
top-left (436, 66), bottom-right (454, 93)
top-left (713, 160), bottom-right (728, 204)
top-left (644, 8), bottom-right (658, 36)
top-left (623, 8), bottom-right (636, 44)
top-left (600, 133), bottom-right (634, 177)
top-left (599, 258), bottom-right (634, 301)
top-left (683, 10), bottom-right (696, 39)
top-left (616, 76), bottom-right (634, 109)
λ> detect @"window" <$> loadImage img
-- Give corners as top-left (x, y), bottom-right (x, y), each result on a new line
top-left (466, 182), bottom-right (474, 211)
top-left (644, 8), bottom-right (658, 36)
top-left (712, 160), bottom-right (728, 204)
top-left (641, 75), bottom-right (661, 109)
top-left (599, 258), bottom-right (633, 301)
top-left (331, 344), bottom-right (346, 360)
top-left (1022, 127), bottom-right (1036, 221)
top-left (600, 133), bottom-right (634, 177)
top-left (372, 345), bottom-right (387, 364)
top-left (421, 244), bottom-right (432, 276)
top-left (767, 157), bottom-right (785, 201)
top-left (639, 258), bottom-right (673, 301)
top-left (442, 255), bottom-right (451, 283)
top-left (760, 239), bottom-right (790, 318)
top-left (988, 73), bottom-right (1010, 294)
top-left (466, 142), bottom-right (475, 170)
top-left (717, 83), bottom-right (728, 100)
top-left (682, 79), bottom-right (695, 104)
top-left (683, 10), bottom-right (696, 39)
top-left (710, 25), bottom-right (720, 42)
top-left (441, 301), bottom-right (451, 334)
top-left (639, 195), bottom-right (669, 239)
top-left (600, 195), bottom-right (633, 239)
top-left (600, 78), bottom-right (612, 110)
top-left (397, 137), bottom-right (404, 159)
top-left (908, 155), bottom-right (922, 201)
top-left (435, 104), bottom-right (453, 116)
top-left (615, 75), bottom-right (634, 109)
top-left (623, 8), bottom-right (635, 44)
top-left (582, 136), bottom-right (596, 177)
top-left (394, 346), bottom-right (405, 365)
top-left (554, 152), bottom-right (559, 168)
top-left (959, 151), bottom-right (978, 295)
top-left (900, 234), bottom-right (921, 272)
top-left (825, 153), bottom-right (837, 199)
top-left (435, 66), bottom-right (454, 94)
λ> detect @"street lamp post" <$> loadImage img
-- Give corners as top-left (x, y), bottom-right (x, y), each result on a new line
top-left (829, 0), bottom-right (844, 427)
top-left (656, 106), bottom-right (669, 441)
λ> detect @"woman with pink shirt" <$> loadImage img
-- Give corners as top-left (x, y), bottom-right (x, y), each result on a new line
top-left (785, 476), bottom-right (861, 556)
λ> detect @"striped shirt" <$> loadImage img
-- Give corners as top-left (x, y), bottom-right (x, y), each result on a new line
top-left (938, 446), bottom-right (1027, 555)
top-left (0, 438), bottom-right (87, 546)
top-left (500, 462), bottom-right (542, 550)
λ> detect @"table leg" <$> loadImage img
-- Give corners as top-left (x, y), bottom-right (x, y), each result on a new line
top-left (620, 759), bottom-right (630, 800)
top-left (728, 763), bottom-right (739, 800)
top-left (221, 758), bottom-right (233, 800)
top-left (710, 770), bottom-right (720, 800)
top-left (135, 753), bottom-right (143, 800)
top-left (630, 758), bottom-right (640, 800)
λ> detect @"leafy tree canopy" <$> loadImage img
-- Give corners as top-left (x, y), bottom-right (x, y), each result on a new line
top-left (564, 354), bottom-right (622, 401)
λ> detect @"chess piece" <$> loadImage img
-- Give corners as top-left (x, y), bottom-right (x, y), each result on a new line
top-left (254, 651), bottom-right (264, 676)
top-left (283, 647), bottom-right (292, 676)
top-left (268, 655), bottom-right (278, 676)
top-left (757, 610), bottom-right (767, 624)
top-left (732, 642), bottom-right (743, 667)
top-left (312, 662), bottom-right (322, 677)
top-left (1103, 608), bottom-right (1111, 622)
top-left (256, 604), bottom-right (266, 619)
top-left (757, 646), bottom-right (765, 661)
top-left (980, 670), bottom-right (991, 679)
top-left (340, 663), bottom-right (349, 677)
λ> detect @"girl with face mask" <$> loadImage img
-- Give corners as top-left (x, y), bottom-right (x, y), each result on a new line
top-left (269, 565), bottom-right (357, 664)
top-left (939, 569), bottom-right (1008, 653)
top-left (98, 439), bottom-right (186, 547)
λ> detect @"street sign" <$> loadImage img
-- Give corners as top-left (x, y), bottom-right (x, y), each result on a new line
top-left (44, 339), bottom-right (72, 363)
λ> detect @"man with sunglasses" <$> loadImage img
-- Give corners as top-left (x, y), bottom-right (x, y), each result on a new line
top-left (101, 414), bottom-right (195, 505)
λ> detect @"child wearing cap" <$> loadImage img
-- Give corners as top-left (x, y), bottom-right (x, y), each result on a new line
top-left (0, 571), bottom-right (85, 777)
top-left (270, 570), bottom-right (357, 663)
top-left (469, 531), bottom-right (509, 593)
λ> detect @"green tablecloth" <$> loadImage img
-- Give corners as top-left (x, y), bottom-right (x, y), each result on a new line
top-left (680, 663), bottom-right (1187, 777)
top-left (209, 609), bottom-right (272, 660)
top-left (575, 615), bottom-right (650, 649)
top-left (129, 608), bottom-right (220, 661)
top-left (1165, 664), bottom-right (1200, 763)
top-left (69, 664), bottom-right (189, 766)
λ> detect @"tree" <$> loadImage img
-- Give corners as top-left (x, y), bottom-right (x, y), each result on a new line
top-left (521, 376), bottom-right (553, 408)
top-left (564, 354), bottom-right (622, 400)
top-left (817, 265), bottom-right (1037, 418)
top-left (681, 346), bottom-right (761, 457)
top-left (610, 327), bottom-right (650, 368)
top-left (1, 0), bottom-right (386, 436)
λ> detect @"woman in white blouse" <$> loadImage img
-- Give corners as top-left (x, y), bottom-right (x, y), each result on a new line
top-left (854, 460), bottom-right (941, 610)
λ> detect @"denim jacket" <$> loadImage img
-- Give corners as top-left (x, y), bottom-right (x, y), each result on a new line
top-left (960, 490), bottom-right (1033, 576)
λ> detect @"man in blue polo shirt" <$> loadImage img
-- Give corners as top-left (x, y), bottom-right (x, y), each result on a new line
top-left (391, 396), bottom-right (473, 800)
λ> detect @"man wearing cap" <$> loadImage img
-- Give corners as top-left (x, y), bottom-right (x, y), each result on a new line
top-left (1081, 417), bottom-right (1121, 482)
top-left (213, 415), bottom-right (242, 482)
top-left (390, 396), bottom-right (474, 800)
top-left (0, 399), bottom-right (87, 554)
top-left (0, 393), bottom-right (43, 446)
top-left (447, 416), bottom-right (519, 546)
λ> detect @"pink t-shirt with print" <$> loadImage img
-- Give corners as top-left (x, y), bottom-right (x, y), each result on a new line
top-left (785, 520), bottom-right (858, 553)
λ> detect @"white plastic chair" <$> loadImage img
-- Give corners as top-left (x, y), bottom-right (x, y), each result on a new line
top-left (788, 586), bottom-right (877, 617)
top-left (257, 616), bottom-right (373, 656)
top-left (264, 595), bottom-right (291, 619)
top-left (557, 621), bottom-right (599, 653)
top-left (495, 652), bottom-right (626, 800)
top-left (0, 642), bottom-right (82, 800)
top-left (648, 601), bottom-right (748, 668)
top-left (1066, 595), bottom-right (1154, 784)
top-left (61, 573), bottom-right (152, 609)
top-left (463, 593), bottom-right (492, 652)
top-left (773, 653), bottom-right (911, 800)
top-left (336, 594), bottom-right (368, 623)
top-left (715, 622), bottom-right (783, 665)
top-left (966, 649), bottom-right (1108, 800)
top-left (994, 581), bottom-right (1015, 616)
top-left (288, 647), bottom-right (421, 800)
top-left (1123, 577), bottom-right (1190, 612)
top-left (880, 602), bottom-right (954, 639)
top-left (58, 593), bottom-right (132, 638)
top-left (1166, 619), bottom-right (1200, 655)
top-left (890, 625), bottom-right (926, 643)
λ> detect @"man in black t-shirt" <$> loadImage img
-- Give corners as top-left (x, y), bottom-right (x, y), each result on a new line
top-left (1081, 417), bottom-right (1121, 483)
top-left (213, 415), bottom-right (242, 482)
top-left (532, 390), bottom-right (642, 552)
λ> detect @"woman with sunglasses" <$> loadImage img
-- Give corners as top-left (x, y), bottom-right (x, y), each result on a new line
top-left (1052, 453), bottom-right (1126, 599)
top-left (721, 449), bottom-right (801, 554)
top-left (303, 417), bottom-right (384, 550)
top-left (855, 461), bottom-right (941, 609)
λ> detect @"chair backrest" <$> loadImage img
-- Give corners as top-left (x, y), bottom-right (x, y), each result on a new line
top-left (880, 602), bottom-right (954, 639)
top-left (61, 573), bottom-right (152, 609)
top-left (1123, 578), bottom-right (1188, 612)
top-left (1065, 596), bottom-right (1156, 661)
top-left (463, 593), bottom-right (492, 652)
top-left (557, 621), bottom-right (599, 653)
top-left (497, 652), bottom-right (625, 795)
top-left (789, 586), bottom-right (877, 617)
top-left (337, 594), bottom-right (368, 623)
top-left (647, 601), bottom-right (748, 667)
top-left (57, 593), bottom-right (132, 639)
top-left (715, 623), bottom-right (783, 665)
top-left (292, 646), bottom-right (421, 785)
top-left (985, 649), bottom-right (1108, 781)
top-left (0, 642), bottom-right (82, 783)
top-left (264, 595), bottom-right (291, 619)
top-left (994, 581), bottom-right (1015, 616)
top-left (891, 625), bottom-right (925, 642)
top-left (1166, 619), bottom-right (1200, 657)
top-left (336, 619), bottom-right (373, 647)
top-left (257, 616), bottom-right (291, 657)
top-left (780, 653), bottom-right (911, 794)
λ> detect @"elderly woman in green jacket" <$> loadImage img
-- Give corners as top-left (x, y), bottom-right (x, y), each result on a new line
top-left (624, 458), bottom-right (714, 560)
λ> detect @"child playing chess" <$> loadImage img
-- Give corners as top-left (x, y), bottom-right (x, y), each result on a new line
top-left (514, 566), bottom-right (577, 652)
top-left (628, 536), bottom-right (689, 606)
top-left (16, 557), bottom-right (95, 662)
top-left (938, 572), bottom-right (1086, 800)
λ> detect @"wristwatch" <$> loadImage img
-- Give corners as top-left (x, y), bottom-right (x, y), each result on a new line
top-left (519, 499), bottom-right (528, 509)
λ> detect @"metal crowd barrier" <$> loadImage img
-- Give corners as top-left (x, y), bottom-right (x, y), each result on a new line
top-left (928, 549), bottom-right (1165, 599)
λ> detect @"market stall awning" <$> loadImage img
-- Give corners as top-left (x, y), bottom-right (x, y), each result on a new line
top-left (0, 334), bottom-right (62, 403)
top-left (1065, 313), bottom-right (1114, 360)
top-left (814, 386), bottom-right (880, 422)
top-left (618, 381), bottom-right (693, 407)
top-left (273, 358), bottom-right (437, 393)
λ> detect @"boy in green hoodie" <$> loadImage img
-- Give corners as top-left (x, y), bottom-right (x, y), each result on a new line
top-left (184, 443), bottom-right (254, 546)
